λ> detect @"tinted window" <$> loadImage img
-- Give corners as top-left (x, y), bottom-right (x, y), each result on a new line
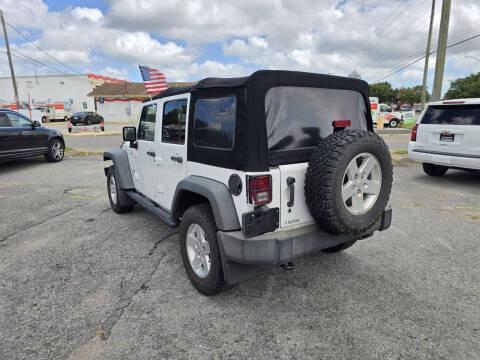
top-left (0, 112), bottom-right (12, 127)
top-left (138, 104), bottom-right (157, 141)
top-left (7, 113), bottom-right (32, 128)
top-left (162, 99), bottom-right (187, 144)
top-left (421, 105), bottom-right (480, 125)
top-left (194, 96), bottom-right (236, 150)
top-left (265, 87), bottom-right (367, 151)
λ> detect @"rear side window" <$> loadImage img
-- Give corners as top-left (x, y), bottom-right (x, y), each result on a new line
top-left (193, 96), bottom-right (236, 150)
top-left (265, 86), bottom-right (367, 151)
top-left (138, 104), bottom-right (157, 141)
top-left (421, 105), bottom-right (480, 125)
top-left (162, 99), bottom-right (187, 144)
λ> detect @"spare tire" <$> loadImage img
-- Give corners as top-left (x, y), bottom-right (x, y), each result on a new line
top-left (305, 130), bottom-right (392, 234)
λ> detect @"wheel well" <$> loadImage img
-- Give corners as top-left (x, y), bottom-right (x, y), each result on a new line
top-left (173, 191), bottom-right (209, 219)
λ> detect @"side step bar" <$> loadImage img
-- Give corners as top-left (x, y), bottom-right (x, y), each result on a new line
top-left (126, 191), bottom-right (179, 227)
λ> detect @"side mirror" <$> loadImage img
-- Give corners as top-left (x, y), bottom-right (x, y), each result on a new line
top-left (32, 120), bottom-right (41, 128)
top-left (123, 126), bottom-right (137, 146)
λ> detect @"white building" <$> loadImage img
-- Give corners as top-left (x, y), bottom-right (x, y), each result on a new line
top-left (0, 74), bottom-right (106, 113)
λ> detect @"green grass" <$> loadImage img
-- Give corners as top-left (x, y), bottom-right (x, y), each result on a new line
top-left (393, 149), bottom-right (408, 155)
top-left (401, 122), bottom-right (416, 129)
top-left (65, 146), bottom-right (76, 152)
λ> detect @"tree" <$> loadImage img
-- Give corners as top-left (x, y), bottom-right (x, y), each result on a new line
top-left (369, 82), bottom-right (396, 103)
top-left (396, 85), bottom-right (427, 105)
top-left (444, 72), bottom-right (480, 99)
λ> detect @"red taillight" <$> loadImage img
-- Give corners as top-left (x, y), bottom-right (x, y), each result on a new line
top-left (411, 124), bottom-right (419, 141)
top-left (248, 175), bottom-right (272, 205)
top-left (332, 120), bottom-right (352, 128)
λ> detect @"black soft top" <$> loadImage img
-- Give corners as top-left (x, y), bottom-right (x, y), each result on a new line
top-left (153, 70), bottom-right (369, 100)
top-left (153, 70), bottom-right (372, 171)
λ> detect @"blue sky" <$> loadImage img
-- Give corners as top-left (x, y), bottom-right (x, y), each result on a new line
top-left (1, 0), bottom-right (479, 93)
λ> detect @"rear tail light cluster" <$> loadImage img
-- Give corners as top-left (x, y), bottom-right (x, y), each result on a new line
top-left (332, 120), bottom-right (352, 129)
top-left (411, 124), bottom-right (419, 141)
top-left (247, 175), bottom-right (272, 205)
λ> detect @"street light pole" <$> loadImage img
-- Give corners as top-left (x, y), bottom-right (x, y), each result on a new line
top-left (1, 9), bottom-right (20, 108)
top-left (421, 0), bottom-right (435, 109)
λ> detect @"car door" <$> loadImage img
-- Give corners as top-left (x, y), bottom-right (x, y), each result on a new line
top-left (134, 103), bottom-right (160, 200)
top-left (151, 95), bottom-right (189, 211)
top-left (0, 112), bottom-right (20, 159)
top-left (6, 112), bottom-right (49, 156)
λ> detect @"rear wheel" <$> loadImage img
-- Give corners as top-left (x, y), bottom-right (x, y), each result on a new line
top-left (180, 203), bottom-right (224, 295)
top-left (423, 163), bottom-right (448, 177)
top-left (44, 139), bottom-right (64, 162)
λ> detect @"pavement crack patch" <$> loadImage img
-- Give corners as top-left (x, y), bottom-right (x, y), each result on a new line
top-left (0, 202), bottom-right (90, 243)
top-left (97, 232), bottom-right (177, 341)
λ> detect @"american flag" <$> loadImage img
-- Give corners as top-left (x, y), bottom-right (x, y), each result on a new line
top-left (139, 65), bottom-right (168, 95)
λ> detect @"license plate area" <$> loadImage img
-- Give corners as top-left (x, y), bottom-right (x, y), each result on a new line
top-left (440, 133), bottom-right (454, 142)
top-left (242, 207), bottom-right (279, 237)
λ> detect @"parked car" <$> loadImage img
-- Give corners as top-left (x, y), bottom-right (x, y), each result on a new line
top-left (379, 103), bottom-right (403, 128)
top-left (408, 98), bottom-right (480, 175)
top-left (68, 111), bottom-right (104, 131)
top-left (0, 108), bottom-right (65, 162)
top-left (104, 70), bottom-right (393, 295)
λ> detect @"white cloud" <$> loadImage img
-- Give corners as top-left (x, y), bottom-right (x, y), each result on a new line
top-left (71, 7), bottom-right (104, 23)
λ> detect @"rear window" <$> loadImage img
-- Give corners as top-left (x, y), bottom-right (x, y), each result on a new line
top-left (193, 96), bottom-right (236, 150)
top-left (265, 86), bottom-right (368, 151)
top-left (421, 105), bottom-right (480, 125)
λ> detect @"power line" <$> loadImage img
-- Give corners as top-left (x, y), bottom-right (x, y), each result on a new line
top-left (375, 33), bottom-right (480, 82)
top-left (371, 23), bottom-right (480, 81)
top-left (5, 21), bottom-right (84, 75)
top-left (9, 50), bottom-right (70, 75)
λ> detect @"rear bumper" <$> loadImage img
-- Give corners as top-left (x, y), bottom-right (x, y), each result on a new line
top-left (408, 142), bottom-right (480, 170)
top-left (217, 208), bottom-right (392, 266)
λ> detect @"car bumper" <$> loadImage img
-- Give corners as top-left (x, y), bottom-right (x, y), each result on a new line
top-left (217, 208), bottom-right (392, 266)
top-left (408, 142), bottom-right (480, 170)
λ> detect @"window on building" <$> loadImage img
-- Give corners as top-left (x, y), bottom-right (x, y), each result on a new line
top-left (193, 96), bottom-right (236, 150)
top-left (138, 104), bottom-right (157, 141)
top-left (162, 99), bottom-right (187, 144)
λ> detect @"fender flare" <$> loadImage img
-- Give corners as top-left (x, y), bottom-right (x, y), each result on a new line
top-left (171, 176), bottom-right (241, 231)
top-left (103, 148), bottom-right (134, 190)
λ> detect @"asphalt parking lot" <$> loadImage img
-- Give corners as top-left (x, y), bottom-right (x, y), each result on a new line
top-left (1, 155), bottom-right (479, 359)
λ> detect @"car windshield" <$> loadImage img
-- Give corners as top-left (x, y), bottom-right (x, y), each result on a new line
top-left (265, 86), bottom-right (368, 151)
top-left (422, 104), bottom-right (480, 125)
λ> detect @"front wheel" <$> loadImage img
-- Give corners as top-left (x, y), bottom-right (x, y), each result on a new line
top-left (107, 166), bottom-right (134, 213)
top-left (389, 119), bottom-right (399, 128)
top-left (44, 139), bottom-right (64, 162)
top-left (423, 163), bottom-right (448, 177)
top-left (179, 203), bottom-right (224, 295)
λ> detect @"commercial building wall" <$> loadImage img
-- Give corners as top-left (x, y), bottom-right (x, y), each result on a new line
top-left (96, 100), bottom-right (144, 123)
top-left (0, 74), bottom-right (96, 113)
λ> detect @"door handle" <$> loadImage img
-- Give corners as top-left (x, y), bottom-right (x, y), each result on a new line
top-left (170, 155), bottom-right (183, 163)
top-left (147, 150), bottom-right (155, 157)
top-left (286, 177), bottom-right (295, 207)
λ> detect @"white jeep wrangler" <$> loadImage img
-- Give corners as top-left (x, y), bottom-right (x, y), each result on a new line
top-left (104, 70), bottom-right (393, 295)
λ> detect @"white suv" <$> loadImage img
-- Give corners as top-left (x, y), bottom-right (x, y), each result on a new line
top-left (408, 98), bottom-right (480, 176)
top-left (104, 70), bottom-right (393, 295)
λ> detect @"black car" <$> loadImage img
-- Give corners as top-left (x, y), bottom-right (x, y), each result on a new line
top-left (69, 111), bottom-right (104, 126)
top-left (0, 108), bottom-right (65, 163)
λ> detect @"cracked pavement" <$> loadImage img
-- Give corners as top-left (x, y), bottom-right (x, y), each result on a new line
top-left (0, 156), bottom-right (479, 359)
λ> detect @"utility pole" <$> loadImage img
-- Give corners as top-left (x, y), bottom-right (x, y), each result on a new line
top-left (1, 9), bottom-right (20, 108)
top-left (431, 0), bottom-right (451, 101)
top-left (421, 0), bottom-right (435, 108)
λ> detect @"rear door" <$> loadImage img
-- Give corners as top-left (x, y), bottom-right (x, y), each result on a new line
top-left (416, 104), bottom-right (480, 158)
top-left (150, 95), bottom-right (189, 210)
top-left (264, 86), bottom-right (369, 228)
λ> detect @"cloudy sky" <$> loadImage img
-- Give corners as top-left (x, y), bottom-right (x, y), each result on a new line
top-left (0, 0), bottom-right (479, 93)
